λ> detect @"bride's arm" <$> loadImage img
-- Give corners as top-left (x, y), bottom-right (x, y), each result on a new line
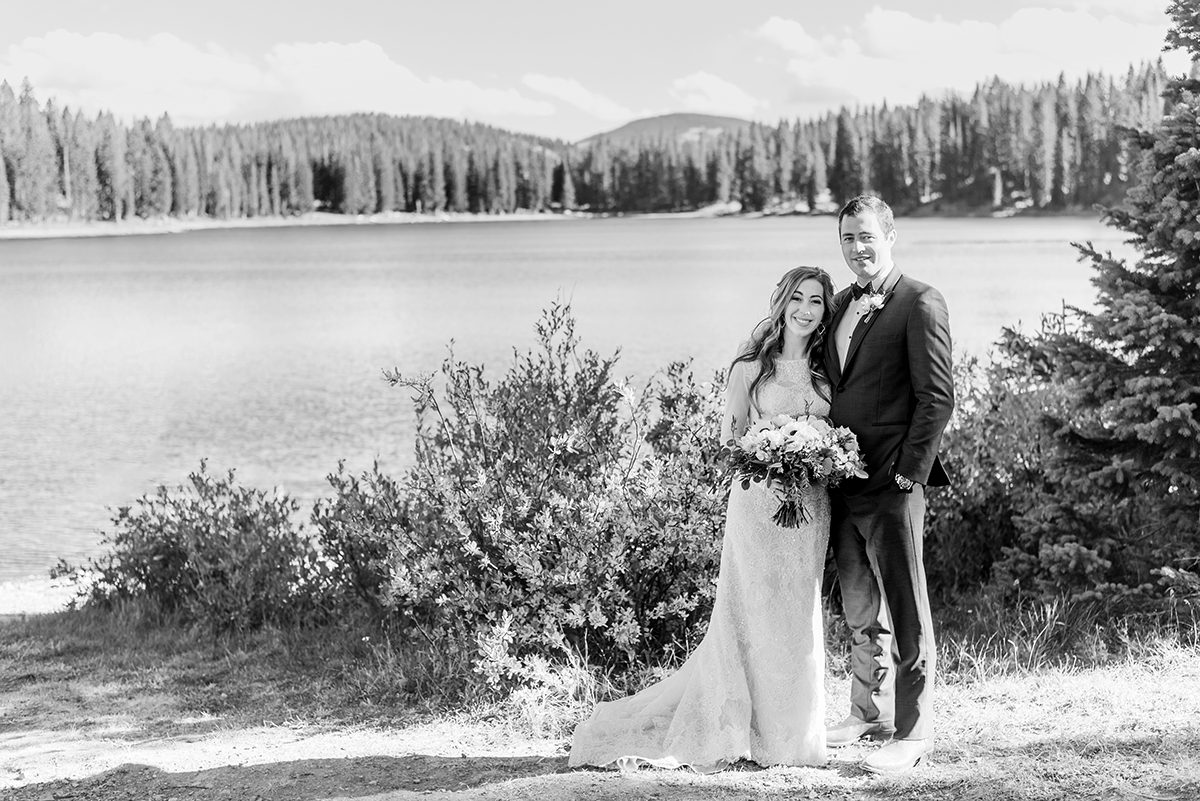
top-left (720, 360), bottom-right (754, 446)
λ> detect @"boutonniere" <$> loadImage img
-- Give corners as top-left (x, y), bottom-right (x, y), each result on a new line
top-left (861, 294), bottom-right (887, 315)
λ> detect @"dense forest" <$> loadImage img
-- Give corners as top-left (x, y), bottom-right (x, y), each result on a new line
top-left (0, 61), bottom-right (1172, 222)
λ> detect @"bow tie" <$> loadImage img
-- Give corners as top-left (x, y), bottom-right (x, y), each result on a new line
top-left (851, 283), bottom-right (876, 300)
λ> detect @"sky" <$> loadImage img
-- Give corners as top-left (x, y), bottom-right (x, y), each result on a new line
top-left (0, 1), bottom-right (1192, 142)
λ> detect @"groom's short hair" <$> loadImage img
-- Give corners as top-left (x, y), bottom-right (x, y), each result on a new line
top-left (838, 194), bottom-right (895, 234)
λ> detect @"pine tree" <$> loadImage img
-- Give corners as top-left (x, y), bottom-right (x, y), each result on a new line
top-left (735, 124), bottom-right (771, 210)
top-left (371, 134), bottom-right (396, 213)
top-left (128, 118), bottom-right (172, 217)
top-left (807, 127), bottom-right (828, 208)
top-left (1002, 0), bottom-right (1200, 601)
top-left (292, 137), bottom-right (315, 214)
top-left (13, 80), bottom-right (57, 219)
top-left (428, 142), bottom-right (447, 212)
top-left (558, 152), bottom-right (576, 210)
top-left (63, 109), bottom-right (99, 219)
top-left (774, 120), bottom-right (794, 200)
top-left (0, 84), bottom-right (19, 218)
top-left (1052, 74), bottom-right (1080, 206)
top-left (447, 145), bottom-right (469, 212)
top-left (1012, 86), bottom-right (1036, 200)
top-left (870, 105), bottom-right (909, 205)
top-left (937, 98), bottom-right (969, 202)
top-left (44, 99), bottom-right (69, 210)
top-left (1077, 74), bottom-right (1109, 203)
top-left (910, 98), bottom-right (940, 203)
top-left (790, 125), bottom-right (813, 205)
top-left (1029, 85), bottom-right (1057, 207)
top-left (0, 140), bottom-right (8, 222)
top-left (828, 108), bottom-right (864, 204)
top-left (711, 140), bottom-right (733, 204)
top-left (95, 112), bottom-right (130, 220)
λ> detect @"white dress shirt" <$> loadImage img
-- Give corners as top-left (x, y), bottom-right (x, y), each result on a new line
top-left (835, 265), bottom-right (895, 368)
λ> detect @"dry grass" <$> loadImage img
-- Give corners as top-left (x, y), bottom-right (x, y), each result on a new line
top-left (1, 605), bottom-right (1198, 801)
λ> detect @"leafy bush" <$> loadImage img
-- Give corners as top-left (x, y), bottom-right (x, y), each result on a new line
top-left (922, 345), bottom-right (1065, 598)
top-left (317, 304), bottom-right (730, 690)
top-left (82, 462), bottom-right (327, 633)
top-left (311, 460), bottom-right (406, 612)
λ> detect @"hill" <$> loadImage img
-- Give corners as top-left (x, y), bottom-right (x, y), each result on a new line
top-left (578, 112), bottom-right (752, 146)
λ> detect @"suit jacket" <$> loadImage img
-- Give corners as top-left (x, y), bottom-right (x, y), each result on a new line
top-left (823, 267), bottom-right (954, 496)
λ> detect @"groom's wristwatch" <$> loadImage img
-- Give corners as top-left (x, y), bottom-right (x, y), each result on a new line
top-left (894, 474), bottom-right (915, 492)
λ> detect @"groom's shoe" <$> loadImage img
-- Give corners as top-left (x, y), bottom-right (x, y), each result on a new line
top-left (862, 739), bottom-right (929, 775)
top-left (825, 715), bottom-right (895, 747)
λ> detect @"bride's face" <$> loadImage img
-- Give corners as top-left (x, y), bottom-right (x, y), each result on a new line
top-left (783, 278), bottom-right (826, 342)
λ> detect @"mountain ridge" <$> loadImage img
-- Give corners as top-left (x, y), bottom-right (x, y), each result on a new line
top-left (577, 112), bottom-right (752, 146)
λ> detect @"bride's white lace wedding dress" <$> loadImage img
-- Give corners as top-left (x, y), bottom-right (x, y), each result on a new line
top-left (568, 358), bottom-right (829, 772)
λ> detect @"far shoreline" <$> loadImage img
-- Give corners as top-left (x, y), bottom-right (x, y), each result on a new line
top-left (0, 209), bottom-right (583, 241)
top-left (0, 204), bottom-right (1106, 242)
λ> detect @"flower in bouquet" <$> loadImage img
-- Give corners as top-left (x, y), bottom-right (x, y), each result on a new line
top-left (725, 413), bottom-right (868, 528)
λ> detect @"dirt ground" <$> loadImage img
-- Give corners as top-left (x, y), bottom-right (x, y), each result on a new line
top-left (0, 709), bottom-right (936, 801)
top-left (2, 597), bottom-right (1198, 801)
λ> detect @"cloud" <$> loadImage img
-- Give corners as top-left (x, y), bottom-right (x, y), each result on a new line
top-left (756, 7), bottom-right (1191, 114)
top-left (756, 17), bottom-right (853, 59)
top-left (521, 73), bottom-right (636, 122)
top-left (1055, 0), bottom-right (1171, 25)
top-left (0, 30), bottom-right (554, 126)
top-left (260, 41), bottom-right (553, 120)
top-left (670, 71), bottom-right (764, 117)
top-left (0, 30), bottom-right (266, 122)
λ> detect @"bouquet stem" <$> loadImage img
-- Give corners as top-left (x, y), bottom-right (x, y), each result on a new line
top-left (772, 496), bottom-right (811, 528)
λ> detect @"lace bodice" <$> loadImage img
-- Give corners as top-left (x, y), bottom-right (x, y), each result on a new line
top-left (754, 359), bottom-right (830, 419)
top-left (722, 359), bottom-right (831, 445)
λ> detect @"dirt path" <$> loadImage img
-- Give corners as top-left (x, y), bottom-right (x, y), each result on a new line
top-left (0, 659), bottom-right (871, 801)
top-left (5, 672), bottom-right (1199, 801)
top-left (2, 606), bottom-right (1198, 801)
top-left (0, 714), bottom-right (904, 801)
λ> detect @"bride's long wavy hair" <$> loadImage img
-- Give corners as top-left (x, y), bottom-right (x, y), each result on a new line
top-left (732, 266), bottom-right (836, 413)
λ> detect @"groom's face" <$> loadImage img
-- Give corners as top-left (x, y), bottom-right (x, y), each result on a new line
top-left (839, 212), bottom-right (897, 284)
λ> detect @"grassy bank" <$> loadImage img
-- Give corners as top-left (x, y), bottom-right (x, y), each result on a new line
top-left (1, 605), bottom-right (1197, 801)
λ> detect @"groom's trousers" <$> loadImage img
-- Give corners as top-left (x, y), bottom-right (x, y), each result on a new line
top-left (831, 486), bottom-right (936, 741)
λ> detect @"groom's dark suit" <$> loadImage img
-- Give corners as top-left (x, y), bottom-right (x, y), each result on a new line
top-left (823, 266), bottom-right (954, 742)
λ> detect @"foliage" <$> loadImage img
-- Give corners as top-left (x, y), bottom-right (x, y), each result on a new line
top-left (922, 348), bottom-right (1058, 598)
top-left (81, 462), bottom-right (327, 634)
top-left (990, 2), bottom-right (1200, 605)
top-left (339, 304), bottom-right (729, 689)
top-left (72, 304), bottom-right (731, 691)
top-left (310, 461), bottom-right (407, 612)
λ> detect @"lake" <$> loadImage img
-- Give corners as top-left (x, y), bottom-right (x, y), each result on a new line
top-left (0, 214), bottom-right (1131, 582)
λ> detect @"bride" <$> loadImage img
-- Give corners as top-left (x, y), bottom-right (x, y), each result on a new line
top-left (569, 266), bottom-right (836, 772)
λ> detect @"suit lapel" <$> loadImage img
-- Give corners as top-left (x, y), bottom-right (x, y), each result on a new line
top-left (840, 268), bottom-right (904, 378)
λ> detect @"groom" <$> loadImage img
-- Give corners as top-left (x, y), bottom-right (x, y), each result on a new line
top-left (822, 194), bottom-right (954, 774)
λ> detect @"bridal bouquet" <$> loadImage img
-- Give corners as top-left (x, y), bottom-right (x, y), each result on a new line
top-left (724, 413), bottom-right (868, 528)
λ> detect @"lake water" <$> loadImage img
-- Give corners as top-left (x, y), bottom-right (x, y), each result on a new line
top-left (0, 215), bottom-right (1131, 582)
